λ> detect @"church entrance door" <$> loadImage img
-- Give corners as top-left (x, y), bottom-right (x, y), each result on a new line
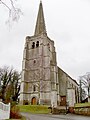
top-left (60, 96), bottom-right (66, 106)
top-left (31, 97), bottom-right (37, 105)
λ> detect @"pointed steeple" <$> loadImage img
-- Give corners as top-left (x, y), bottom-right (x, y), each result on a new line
top-left (34, 1), bottom-right (47, 36)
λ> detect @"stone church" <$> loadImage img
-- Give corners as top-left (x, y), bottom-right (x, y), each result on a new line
top-left (20, 1), bottom-right (79, 107)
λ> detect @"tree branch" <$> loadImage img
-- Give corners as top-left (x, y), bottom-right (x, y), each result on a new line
top-left (10, 0), bottom-right (15, 9)
top-left (0, 0), bottom-right (11, 11)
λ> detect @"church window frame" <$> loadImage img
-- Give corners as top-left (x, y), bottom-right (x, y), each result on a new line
top-left (32, 42), bottom-right (35, 49)
top-left (36, 41), bottom-right (39, 47)
top-left (33, 85), bottom-right (36, 92)
top-left (34, 59), bottom-right (36, 64)
top-left (47, 43), bottom-right (50, 50)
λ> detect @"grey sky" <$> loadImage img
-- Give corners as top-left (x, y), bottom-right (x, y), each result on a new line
top-left (0, 0), bottom-right (90, 80)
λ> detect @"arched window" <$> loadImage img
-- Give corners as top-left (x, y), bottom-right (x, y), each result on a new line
top-left (34, 60), bottom-right (36, 64)
top-left (32, 42), bottom-right (35, 49)
top-left (47, 43), bottom-right (50, 50)
top-left (33, 85), bottom-right (36, 91)
top-left (36, 41), bottom-right (39, 47)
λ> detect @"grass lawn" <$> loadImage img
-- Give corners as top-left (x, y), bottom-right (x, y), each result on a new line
top-left (18, 105), bottom-right (51, 114)
top-left (75, 102), bottom-right (90, 108)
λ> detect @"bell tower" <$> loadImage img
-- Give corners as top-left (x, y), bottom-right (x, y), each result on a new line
top-left (20, 1), bottom-right (59, 106)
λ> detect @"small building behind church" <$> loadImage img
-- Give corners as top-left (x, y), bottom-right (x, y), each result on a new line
top-left (20, 1), bottom-right (79, 107)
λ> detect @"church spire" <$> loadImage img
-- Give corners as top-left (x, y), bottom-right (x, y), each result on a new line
top-left (34, 1), bottom-right (47, 36)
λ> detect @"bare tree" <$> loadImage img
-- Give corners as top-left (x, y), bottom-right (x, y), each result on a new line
top-left (0, 66), bottom-right (21, 103)
top-left (0, 0), bottom-right (23, 26)
top-left (79, 79), bottom-right (87, 102)
top-left (79, 72), bottom-right (90, 102)
top-left (0, 66), bottom-right (12, 101)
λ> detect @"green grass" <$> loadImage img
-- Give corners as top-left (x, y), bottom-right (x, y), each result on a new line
top-left (18, 105), bottom-right (51, 114)
top-left (75, 102), bottom-right (90, 108)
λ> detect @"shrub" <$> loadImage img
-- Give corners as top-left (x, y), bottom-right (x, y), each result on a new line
top-left (10, 105), bottom-right (22, 119)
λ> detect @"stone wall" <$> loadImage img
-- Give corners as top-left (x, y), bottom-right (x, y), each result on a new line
top-left (74, 103), bottom-right (90, 116)
top-left (74, 107), bottom-right (90, 116)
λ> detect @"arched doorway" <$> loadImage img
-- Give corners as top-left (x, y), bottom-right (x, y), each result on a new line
top-left (60, 96), bottom-right (66, 106)
top-left (31, 97), bottom-right (37, 105)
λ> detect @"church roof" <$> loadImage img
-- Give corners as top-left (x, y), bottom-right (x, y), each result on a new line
top-left (34, 1), bottom-right (47, 36)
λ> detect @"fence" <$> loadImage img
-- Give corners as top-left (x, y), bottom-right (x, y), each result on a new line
top-left (0, 102), bottom-right (10, 119)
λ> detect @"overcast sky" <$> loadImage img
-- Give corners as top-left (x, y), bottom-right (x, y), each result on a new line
top-left (0, 0), bottom-right (90, 80)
